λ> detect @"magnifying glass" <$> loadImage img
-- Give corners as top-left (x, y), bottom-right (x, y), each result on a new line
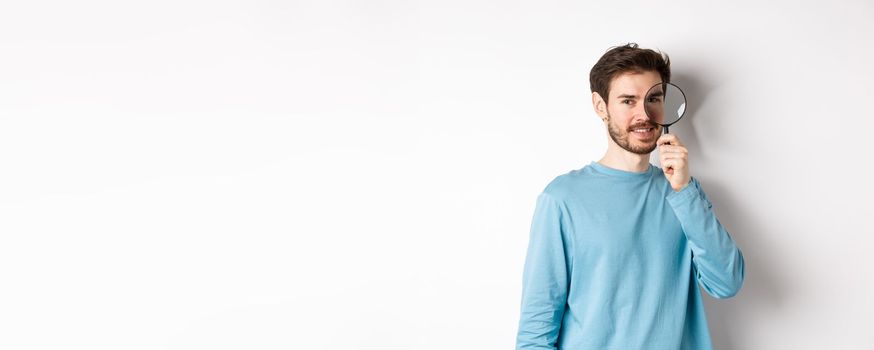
top-left (644, 82), bottom-right (687, 134)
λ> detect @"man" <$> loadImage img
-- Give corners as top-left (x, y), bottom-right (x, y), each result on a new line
top-left (515, 43), bottom-right (745, 349)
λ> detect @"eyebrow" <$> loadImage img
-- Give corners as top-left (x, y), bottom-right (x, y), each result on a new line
top-left (616, 91), bottom-right (664, 100)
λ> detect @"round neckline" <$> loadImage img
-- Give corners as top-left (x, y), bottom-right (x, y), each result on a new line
top-left (589, 161), bottom-right (654, 178)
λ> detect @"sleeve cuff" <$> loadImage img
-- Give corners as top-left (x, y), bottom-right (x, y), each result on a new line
top-left (666, 177), bottom-right (700, 207)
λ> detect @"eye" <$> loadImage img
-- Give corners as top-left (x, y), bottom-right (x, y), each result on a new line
top-left (621, 99), bottom-right (633, 105)
top-left (648, 97), bottom-right (662, 103)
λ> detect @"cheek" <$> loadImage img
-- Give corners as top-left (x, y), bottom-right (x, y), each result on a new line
top-left (607, 107), bottom-right (633, 125)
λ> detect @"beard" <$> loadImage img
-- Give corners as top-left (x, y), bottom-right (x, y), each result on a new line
top-left (606, 111), bottom-right (661, 155)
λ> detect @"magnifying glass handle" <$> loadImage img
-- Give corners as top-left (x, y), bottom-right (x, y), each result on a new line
top-left (661, 125), bottom-right (674, 172)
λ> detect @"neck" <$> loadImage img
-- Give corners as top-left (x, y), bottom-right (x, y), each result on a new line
top-left (597, 142), bottom-right (651, 173)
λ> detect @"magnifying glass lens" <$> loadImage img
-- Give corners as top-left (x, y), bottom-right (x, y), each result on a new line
top-left (644, 82), bottom-right (686, 131)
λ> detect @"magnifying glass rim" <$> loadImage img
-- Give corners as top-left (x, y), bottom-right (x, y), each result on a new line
top-left (645, 81), bottom-right (687, 127)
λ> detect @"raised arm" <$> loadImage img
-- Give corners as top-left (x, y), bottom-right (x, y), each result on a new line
top-left (667, 177), bottom-right (745, 298)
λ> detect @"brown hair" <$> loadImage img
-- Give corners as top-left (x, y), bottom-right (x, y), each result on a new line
top-left (589, 43), bottom-right (671, 104)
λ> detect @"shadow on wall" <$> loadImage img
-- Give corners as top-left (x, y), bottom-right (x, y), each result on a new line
top-left (671, 71), bottom-right (787, 350)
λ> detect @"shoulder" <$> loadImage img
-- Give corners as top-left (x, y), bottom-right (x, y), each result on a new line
top-left (539, 167), bottom-right (588, 201)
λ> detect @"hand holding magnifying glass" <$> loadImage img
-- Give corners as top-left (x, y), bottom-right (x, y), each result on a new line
top-left (645, 82), bottom-right (691, 190)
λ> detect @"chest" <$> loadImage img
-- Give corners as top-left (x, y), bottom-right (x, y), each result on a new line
top-left (564, 183), bottom-right (686, 261)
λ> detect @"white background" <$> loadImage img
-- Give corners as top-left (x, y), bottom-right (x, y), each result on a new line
top-left (1, 0), bottom-right (873, 349)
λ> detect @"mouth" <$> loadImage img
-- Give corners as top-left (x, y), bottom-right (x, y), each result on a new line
top-left (629, 126), bottom-right (656, 139)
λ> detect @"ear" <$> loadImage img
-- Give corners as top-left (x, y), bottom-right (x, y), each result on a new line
top-left (592, 92), bottom-right (608, 121)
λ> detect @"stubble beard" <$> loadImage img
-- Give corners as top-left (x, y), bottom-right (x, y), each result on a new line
top-left (606, 111), bottom-right (660, 155)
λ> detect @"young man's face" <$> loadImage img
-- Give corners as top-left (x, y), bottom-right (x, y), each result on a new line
top-left (595, 70), bottom-right (664, 155)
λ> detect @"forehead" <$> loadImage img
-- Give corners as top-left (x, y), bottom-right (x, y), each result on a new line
top-left (609, 70), bottom-right (662, 97)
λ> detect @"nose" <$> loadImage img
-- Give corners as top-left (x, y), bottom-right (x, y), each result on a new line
top-left (632, 101), bottom-right (651, 124)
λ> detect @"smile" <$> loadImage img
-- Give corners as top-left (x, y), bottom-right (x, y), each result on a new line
top-left (630, 127), bottom-right (655, 138)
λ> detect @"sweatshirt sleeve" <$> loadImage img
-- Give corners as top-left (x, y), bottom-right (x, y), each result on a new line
top-left (667, 177), bottom-right (745, 298)
top-left (516, 192), bottom-right (572, 349)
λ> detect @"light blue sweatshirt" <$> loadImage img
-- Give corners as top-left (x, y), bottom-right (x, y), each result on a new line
top-left (516, 161), bottom-right (745, 349)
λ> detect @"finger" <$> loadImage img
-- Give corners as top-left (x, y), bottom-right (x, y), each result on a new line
top-left (661, 154), bottom-right (687, 161)
top-left (662, 159), bottom-right (682, 172)
top-left (657, 134), bottom-right (684, 147)
top-left (661, 153), bottom-right (686, 162)
top-left (658, 145), bottom-right (688, 154)
top-left (660, 148), bottom-right (687, 157)
top-left (657, 133), bottom-right (677, 146)
top-left (660, 156), bottom-right (674, 167)
top-left (659, 151), bottom-right (687, 160)
top-left (662, 161), bottom-right (676, 174)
